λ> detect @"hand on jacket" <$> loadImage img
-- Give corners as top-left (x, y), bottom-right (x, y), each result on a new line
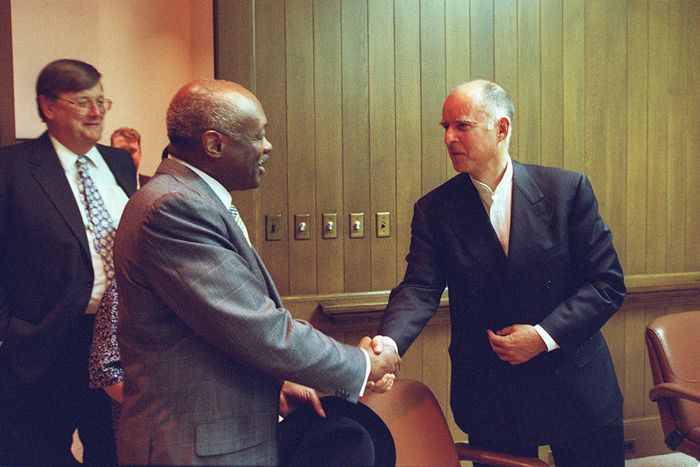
top-left (487, 324), bottom-right (547, 365)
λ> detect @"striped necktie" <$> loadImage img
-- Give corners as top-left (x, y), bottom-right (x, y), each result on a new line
top-left (229, 203), bottom-right (251, 245)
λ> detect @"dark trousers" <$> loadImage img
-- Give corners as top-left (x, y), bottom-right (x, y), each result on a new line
top-left (0, 316), bottom-right (116, 466)
top-left (470, 423), bottom-right (625, 467)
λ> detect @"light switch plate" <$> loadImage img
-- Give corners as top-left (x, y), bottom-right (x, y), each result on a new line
top-left (294, 214), bottom-right (310, 240)
top-left (322, 213), bottom-right (338, 239)
top-left (265, 214), bottom-right (282, 241)
top-left (349, 213), bottom-right (364, 238)
top-left (376, 212), bottom-right (390, 238)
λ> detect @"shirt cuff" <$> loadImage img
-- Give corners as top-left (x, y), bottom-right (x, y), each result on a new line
top-left (534, 324), bottom-right (560, 351)
top-left (359, 348), bottom-right (371, 397)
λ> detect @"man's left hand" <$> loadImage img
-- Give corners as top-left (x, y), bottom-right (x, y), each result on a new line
top-left (279, 381), bottom-right (325, 418)
top-left (487, 324), bottom-right (547, 365)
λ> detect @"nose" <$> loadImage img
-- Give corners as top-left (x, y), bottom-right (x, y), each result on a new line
top-left (444, 126), bottom-right (456, 145)
top-left (264, 136), bottom-right (273, 154)
top-left (87, 102), bottom-right (104, 116)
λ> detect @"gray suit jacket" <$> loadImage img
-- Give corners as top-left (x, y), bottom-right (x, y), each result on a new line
top-left (114, 159), bottom-right (367, 465)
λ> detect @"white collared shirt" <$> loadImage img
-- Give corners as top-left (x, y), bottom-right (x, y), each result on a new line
top-left (51, 135), bottom-right (129, 314)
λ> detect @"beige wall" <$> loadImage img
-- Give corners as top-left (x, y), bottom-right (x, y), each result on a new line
top-left (11, 0), bottom-right (214, 176)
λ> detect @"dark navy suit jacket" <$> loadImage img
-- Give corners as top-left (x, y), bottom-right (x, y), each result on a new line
top-left (379, 161), bottom-right (625, 446)
top-left (0, 132), bottom-right (136, 382)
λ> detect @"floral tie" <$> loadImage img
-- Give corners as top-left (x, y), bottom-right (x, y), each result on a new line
top-left (76, 156), bottom-right (117, 314)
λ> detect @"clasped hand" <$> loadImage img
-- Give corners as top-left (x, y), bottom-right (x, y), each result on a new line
top-left (358, 335), bottom-right (401, 393)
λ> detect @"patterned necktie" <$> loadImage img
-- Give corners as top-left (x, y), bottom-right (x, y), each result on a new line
top-left (76, 156), bottom-right (118, 314)
top-left (229, 203), bottom-right (251, 245)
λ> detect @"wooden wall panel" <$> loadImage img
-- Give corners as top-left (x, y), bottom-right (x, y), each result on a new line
top-left (214, 1), bottom-right (700, 456)
top-left (419, 1), bottom-right (448, 193)
top-left (625, 0), bottom-right (648, 274)
top-left (368, 0), bottom-right (397, 291)
top-left (286, 0), bottom-right (317, 294)
top-left (255, 0), bottom-right (290, 294)
top-left (646, 0), bottom-right (669, 273)
top-left (540, 0), bottom-right (563, 170)
top-left (562, 0), bottom-right (585, 174)
top-left (517, 0), bottom-right (541, 165)
top-left (689, 2), bottom-right (700, 272)
top-left (314, 0), bottom-right (345, 294)
top-left (342, 0), bottom-right (371, 293)
top-left (393, 1), bottom-right (422, 285)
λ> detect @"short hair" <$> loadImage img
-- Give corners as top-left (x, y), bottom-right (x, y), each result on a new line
top-left (36, 59), bottom-right (102, 121)
top-left (111, 127), bottom-right (141, 145)
top-left (452, 80), bottom-right (516, 147)
top-left (166, 79), bottom-right (248, 150)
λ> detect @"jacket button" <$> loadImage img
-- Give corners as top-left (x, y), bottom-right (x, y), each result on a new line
top-left (544, 280), bottom-right (553, 289)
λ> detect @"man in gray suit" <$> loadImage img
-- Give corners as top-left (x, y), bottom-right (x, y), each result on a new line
top-left (114, 79), bottom-right (399, 465)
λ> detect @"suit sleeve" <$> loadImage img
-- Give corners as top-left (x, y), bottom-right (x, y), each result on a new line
top-left (132, 192), bottom-right (367, 401)
top-left (378, 200), bottom-right (447, 355)
top-left (538, 174), bottom-right (626, 349)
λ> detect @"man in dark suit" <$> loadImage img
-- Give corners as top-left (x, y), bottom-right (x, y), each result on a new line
top-left (0, 59), bottom-right (136, 464)
top-left (377, 80), bottom-right (625, 466)
top-left (114, 79), bottom-right (399, 465)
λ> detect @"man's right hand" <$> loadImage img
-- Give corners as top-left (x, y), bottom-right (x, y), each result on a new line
top-left (358, 336), bottom-right (401, 381)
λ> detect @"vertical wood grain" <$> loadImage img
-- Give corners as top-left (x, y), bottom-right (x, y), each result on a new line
top-left (494, 0), bottom-right (519, 159)
top-left (540, 0), bottom-right (563, 169)
top-left (517, 0), bottom-right (541, 164)
top-left (562, 0), bottom-right (585, 174)
top-left (314, 0), bottom-right (345, 293)
top-left (342, 0), bottom-right (371, 292)
top-left (625, 0), bottom-right (648, 275)
top-left (286, 0), bottom-right (317, 294)
top-left (368, 0), bottom-right (397, 291)
top-left (666, 0), bottom-right (688, 272)
top-left (394, 0), bottom-right (422, 285)
top-left (255, 0), bottom-right (290, 294)
top-left (420, 0), bottom-right (447, 194)
top-left (646, 0), bottom-right (669, 273)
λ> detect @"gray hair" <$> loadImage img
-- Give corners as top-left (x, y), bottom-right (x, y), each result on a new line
top-left (453, 80), bottom-right (515, 146)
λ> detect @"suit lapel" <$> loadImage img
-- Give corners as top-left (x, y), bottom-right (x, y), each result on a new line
top-left (440, 174), bottom-right (508, 277)
top-left (29, 133), bottom-right (91, 256)
top-left (508, 162), bottom-right (554, 265)
top-left (156, 159), bottom-right (269, 286)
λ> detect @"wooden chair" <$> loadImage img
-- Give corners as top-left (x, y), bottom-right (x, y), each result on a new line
top-left (645, 310), bottom-right (700, 460)
top-left (361, 379), bottom-right (549, 466)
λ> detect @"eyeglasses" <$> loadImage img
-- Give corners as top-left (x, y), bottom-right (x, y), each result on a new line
top-left (54, 96), bottom-right (113, 114)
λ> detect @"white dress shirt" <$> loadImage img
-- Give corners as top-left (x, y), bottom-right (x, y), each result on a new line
top-left (52, 135), bottom-right (129, 314)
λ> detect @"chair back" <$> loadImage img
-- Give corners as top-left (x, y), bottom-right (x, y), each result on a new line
top-left (645, 310), bottom-right (700, 458)
top-left (361, 379), bottom-right (461, 467)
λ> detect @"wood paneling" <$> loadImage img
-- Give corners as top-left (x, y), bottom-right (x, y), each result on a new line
top-left (215, 0), bottom-right (700, 457)
top-left (0, 0), bottom-right (15, 147)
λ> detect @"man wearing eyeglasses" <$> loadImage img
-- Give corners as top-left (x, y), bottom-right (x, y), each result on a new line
top-left (0, 59), bottom-right (136, 464)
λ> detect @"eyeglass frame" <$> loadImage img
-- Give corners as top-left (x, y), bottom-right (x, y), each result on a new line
top-left (52, 95), bottom-right (113, 114)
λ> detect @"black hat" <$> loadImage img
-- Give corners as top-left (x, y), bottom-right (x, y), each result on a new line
top-left (278, 396), bottom-right (396, 467)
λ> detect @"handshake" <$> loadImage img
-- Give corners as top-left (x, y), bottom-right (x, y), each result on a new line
top-left (358, 335), bottom-right (401, 393)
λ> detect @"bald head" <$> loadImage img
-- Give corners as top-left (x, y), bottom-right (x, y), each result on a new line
top-left (166, 79), bottom-right (263, 151)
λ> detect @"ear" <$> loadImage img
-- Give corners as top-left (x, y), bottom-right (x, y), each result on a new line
top-left (496, 117), bottom-right (510, 143)
top-left (39, 95), bottom-right (57, 121)
top-left (201, 130), bottom-right (224, 159)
